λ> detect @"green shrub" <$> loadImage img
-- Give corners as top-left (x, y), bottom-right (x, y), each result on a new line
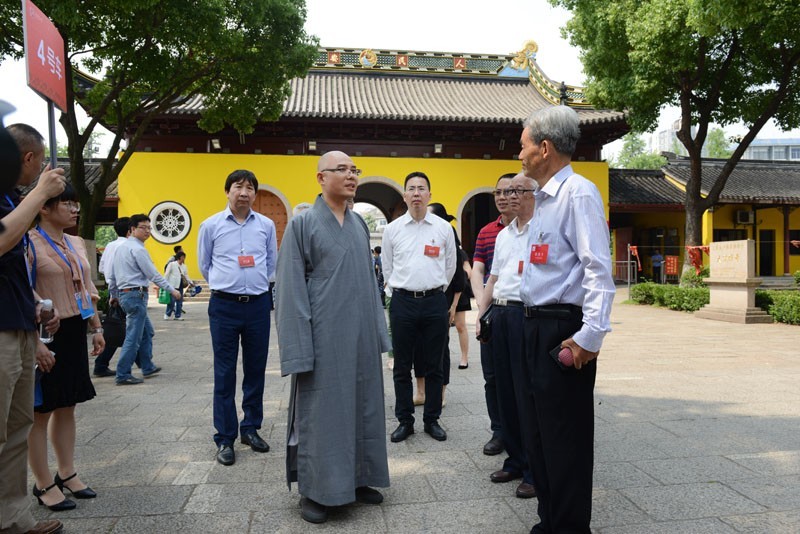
top-left (757, 289), bottom-right (800, 325)
top-left (630, 282), bottom-right (656, 304)
top-left (680, 267), bottom-right (709, 288)
top-left (794, 271), bottom-right (800, 287)
top-left (97, 288), bottom-right (110, 315)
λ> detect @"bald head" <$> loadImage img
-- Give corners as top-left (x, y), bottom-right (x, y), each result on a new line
top-left (317, 151), bottom-right (351, 172)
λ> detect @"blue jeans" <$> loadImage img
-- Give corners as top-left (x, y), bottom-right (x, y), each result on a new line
top-left (208, 292), bottom-right (271, 446)
top-left (165, 287), bottom-right (184, 318)
top-left (116, 291), bottom-right (157, 382)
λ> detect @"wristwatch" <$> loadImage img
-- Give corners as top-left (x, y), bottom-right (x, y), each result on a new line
top-left (90, 327), bottom-right (104, 335)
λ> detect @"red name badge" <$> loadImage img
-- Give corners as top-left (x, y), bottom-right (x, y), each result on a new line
top-left (530, 244), bottom-right (549, 265)
top-left (518, 260), bottom-right (524, 274)
top-left (424, 245), bottom-right (440, 257)
top-left (238, 255), bottom-right (255, 268)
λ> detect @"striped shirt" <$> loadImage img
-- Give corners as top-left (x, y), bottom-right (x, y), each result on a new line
top-left (472, 216), bottom-right (506, 283)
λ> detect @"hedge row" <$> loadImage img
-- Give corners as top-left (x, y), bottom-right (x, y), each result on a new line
top-left (629, 283), bottom-right (800, 324)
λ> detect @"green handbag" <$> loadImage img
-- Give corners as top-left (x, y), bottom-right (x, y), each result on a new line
top-left (157, 288), bottom-right (171, 304)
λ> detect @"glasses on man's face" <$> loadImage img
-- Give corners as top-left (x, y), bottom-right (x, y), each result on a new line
top-left (406, 186), bottom-right (428, 193)
top-left (505, 188), bottom-right (535, 197)
top-left (321, 166), bottom-right (362, 177)
top-left (60, 201), bottom-right (80, 211)
top-left (136, 225), bottom-right (152, 231)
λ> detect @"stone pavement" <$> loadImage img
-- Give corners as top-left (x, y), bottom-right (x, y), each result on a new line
top-left (30, 289), bottom-right (800, 533)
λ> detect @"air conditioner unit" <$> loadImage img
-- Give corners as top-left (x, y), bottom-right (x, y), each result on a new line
top-left (735, 210), bottom-right (754, 225)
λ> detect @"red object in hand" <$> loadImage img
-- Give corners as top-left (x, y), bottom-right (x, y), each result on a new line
top-left (558, 347), bottom-right (574, 367)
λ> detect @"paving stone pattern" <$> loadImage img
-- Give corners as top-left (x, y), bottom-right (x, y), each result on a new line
top-left (31, 289), bottom-right (800, 532)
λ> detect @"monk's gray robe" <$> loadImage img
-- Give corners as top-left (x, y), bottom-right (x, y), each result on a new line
top-left (276, 195), bottom-right (390, 507)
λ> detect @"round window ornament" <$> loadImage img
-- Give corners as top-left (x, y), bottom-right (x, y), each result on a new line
top-left (148, 201), bottom-right (191, 244)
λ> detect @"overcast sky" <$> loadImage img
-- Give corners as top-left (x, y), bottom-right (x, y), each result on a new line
top-left (1, 0), bottom-right (797, 158)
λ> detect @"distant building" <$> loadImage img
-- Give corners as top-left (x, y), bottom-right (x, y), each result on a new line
top-left (742, 138), bottom-right (800, 161)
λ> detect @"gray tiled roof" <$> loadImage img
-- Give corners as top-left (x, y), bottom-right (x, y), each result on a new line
top-left (21, 160), bottom-right (117, 198)
top-left (609, 169), bottom-right (684, 206)
top-left (664, 157), bottom-right (800, 204)
top-left (165, 72), bottom-right (626, 125)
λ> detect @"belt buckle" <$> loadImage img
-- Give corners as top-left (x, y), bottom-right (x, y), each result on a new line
top-left (495, 298), bottom-right (508, 306)
top-left (237, 295), bottom-right (250, 303)
top-left (413, 290), bottom-right (425, 298)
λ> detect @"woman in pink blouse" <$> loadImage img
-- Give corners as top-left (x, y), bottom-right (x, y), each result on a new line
top-left (27, 185), bottom-right (105, 511)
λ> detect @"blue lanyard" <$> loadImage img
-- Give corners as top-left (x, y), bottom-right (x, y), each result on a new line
top-left (35, 225), bottom-right (87, 285)
top-left (5, 195), bottom-right (35, 287)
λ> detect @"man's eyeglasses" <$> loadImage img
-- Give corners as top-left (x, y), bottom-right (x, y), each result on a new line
top-left (136, 225), bottom-right (152, 231)
top-left (493, 188), bottom-right (535, 197)
top-left (59, 201), bottom-right (80, 211)
top-left (321, 166), bottom-right (362, 177)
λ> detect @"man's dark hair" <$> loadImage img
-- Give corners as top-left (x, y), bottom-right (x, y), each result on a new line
top-left (175, 251), bottom-right (186, 260)
top-left (113, 217), bottom-right (130, 237)
top-left (129, 214), bottom-right (150, 230)
top-left (404, 171), bottom-right (430, 189)
top-left (374, 246), bottom-right (381, 254)
top-left (6, 123), bottom-right (44, 156)
top-left (225, 169), bottom-right (258, 192)
top-left (498, 173), bottom-right (517, 184)
top-left (173, 245), bottom-right (182, 253)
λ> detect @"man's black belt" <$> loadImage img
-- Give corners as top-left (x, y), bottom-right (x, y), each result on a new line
top-left (120, 286), bottom-right (148, 293)
top-left (492, 298), bottom-right (524, 307)
top-left (211, 290), bottom-right (268, 303)
top-left (524, 304), bottom-right (582, 318)
top-left (394, 287), bottom-right (442, 299)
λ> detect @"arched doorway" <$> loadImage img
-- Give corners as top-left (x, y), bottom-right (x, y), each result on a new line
top-left (355, 178), bottom-right (405, 222)
top-left (254, 190), bottom-right (289, 247)
top-left (460, 192), bottom-right (498, 258)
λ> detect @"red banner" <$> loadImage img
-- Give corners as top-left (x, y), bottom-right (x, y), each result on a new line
top-left (22, 0), bottom-right (67, 112)
top-left (664, 255), bottom-right (679, 276)
top-left (629, 245), bottom-right (642, 271)
top-left (685, 246), bottom-right (709, 274)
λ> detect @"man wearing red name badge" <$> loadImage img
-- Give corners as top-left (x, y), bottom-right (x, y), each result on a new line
top-left (382, 172), bottom-right (456, 443)
top-left (198, 170), bottom-right (277, 466)
top-left (517, 107), bottom-right (615, 534)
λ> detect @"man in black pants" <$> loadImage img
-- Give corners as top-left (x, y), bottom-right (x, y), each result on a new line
top-left (382, 172), bottom-right (456, 443)
top-left (518, 107), bottom-right (615, 533)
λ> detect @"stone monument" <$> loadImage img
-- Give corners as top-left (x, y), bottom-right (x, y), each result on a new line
top-left (695, 239), bottom-right (772, 323)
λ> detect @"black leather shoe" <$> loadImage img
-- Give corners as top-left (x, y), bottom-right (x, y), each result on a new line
top-left (423, 422), bottom-right (447, 441)
top-left (483, 436), bottom-right (504, 455)
top-left (516, 482), bottom-right (537, 498)
top-left (300, 496), bottom-right (327, 523)
top-left (390, 423), bottom-right (414, 443)
top-left (55, 472), bottom-right (96, 499)
top-left (32, 483), bottom-right (76, 511)
top-left (93, 368), bottom-right (115, 377)
top-left (355, 486), bottom-right (384, 504)
top-left (490, 469), bottom-right (523, 483)
top-left (216, 444), bottom-right (235, 466)
top-left (241, 432), bottom-right (270, 453)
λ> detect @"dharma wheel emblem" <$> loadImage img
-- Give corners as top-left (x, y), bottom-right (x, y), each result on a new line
top-left (148, 201), bottom-right (191, 244)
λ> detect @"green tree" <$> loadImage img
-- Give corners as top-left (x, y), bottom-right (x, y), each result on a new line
top-left (552, 0), bottom-right (800, 248)
top-left (1, 1), bottom-right (318, 238)
top-left (612, 132), bottom-right (665, 169)
top-left (706, 128), bottom-right (733, 159)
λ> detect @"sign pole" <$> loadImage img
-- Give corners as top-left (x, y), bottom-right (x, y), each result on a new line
top-left (47, 99), bottom-right (57, 168)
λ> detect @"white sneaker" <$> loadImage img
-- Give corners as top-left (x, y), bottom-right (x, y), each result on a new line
top-left (163, 314), bottom-right (170, 320)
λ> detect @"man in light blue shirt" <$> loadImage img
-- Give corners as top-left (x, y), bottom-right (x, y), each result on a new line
top-left (517, 106), bottom-right (615, 533)
top-left (198, 169), bottom-right (277, 466)
top-left (108, 214), bottom-right (180, 385)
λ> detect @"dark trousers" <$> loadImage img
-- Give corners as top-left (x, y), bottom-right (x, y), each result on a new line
top-left (208, 292), bottom-right (271, 446)
top-left (480, 338), bottom-right (501, 438)
top-left (390, 291), bottom-right (448, 425)
top-left (491, 305), bottom-right (532, 483)
top-left (522, 307), bottom-right (596, 534)
top-left (94, 343), bottom-right (140, 372)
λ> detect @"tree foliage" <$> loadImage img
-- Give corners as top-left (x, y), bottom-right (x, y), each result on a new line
top-left (0, 0), bottom-right (318, 238)
top-left (551, 0), bottom-right (800, 245)
top-left (612, 132), bottom-right (666, 169)
top-left (705, 128), bottom-right (733, 159)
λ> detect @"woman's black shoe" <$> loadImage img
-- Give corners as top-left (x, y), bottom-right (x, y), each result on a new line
top-left (55, 472), bottom-right (97, 499)
top-left (32, 483), bottom-right (77, 511)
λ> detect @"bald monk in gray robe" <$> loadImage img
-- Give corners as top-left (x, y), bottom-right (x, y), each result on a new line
top-left (276, 151), bottom-right (391, 524)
